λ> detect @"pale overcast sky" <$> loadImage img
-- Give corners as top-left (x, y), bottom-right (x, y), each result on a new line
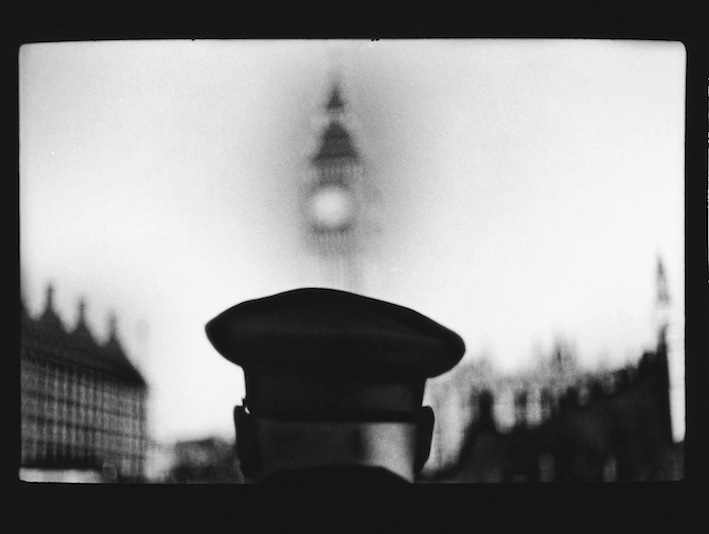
top-left (20, 39), bottom-right (685, 442)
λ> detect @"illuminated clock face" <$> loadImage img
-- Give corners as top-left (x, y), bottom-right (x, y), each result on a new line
top-left (307, 185), bottom-right (355, 230)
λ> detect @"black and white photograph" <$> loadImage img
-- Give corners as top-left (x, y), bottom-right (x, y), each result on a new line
top-left (18, 38), bottom-right (689, 487)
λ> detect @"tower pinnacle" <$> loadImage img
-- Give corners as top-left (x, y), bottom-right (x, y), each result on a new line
top-left (40, 282), bottom-right (63, 328)
top-left (301, 76), bottom-right (374, 293)
top-left (656, 255), bottom-right (670, 306)
top-left (108, 311), bottom-right (119, 341)
top-left (44, 283), bottom-right (55, 314)
top-left (326, 83), bottom-right (346, 116)
top-left (655, 255), bottom-right (671, 345)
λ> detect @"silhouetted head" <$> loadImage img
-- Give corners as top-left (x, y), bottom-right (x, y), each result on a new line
top-left (205, 287), bottom-right (465, 482)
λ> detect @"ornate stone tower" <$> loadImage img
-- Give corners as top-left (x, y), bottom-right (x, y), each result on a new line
top-left (301, 81), bottom-right (376, 292)
top-left (654, 254), bottom-right (684, 443)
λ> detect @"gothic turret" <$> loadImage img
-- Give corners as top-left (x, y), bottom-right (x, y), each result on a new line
top-left (655, 255), bottom-right (671, 345)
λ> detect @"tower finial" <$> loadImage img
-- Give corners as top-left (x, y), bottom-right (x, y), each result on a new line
top-left (108, 310), bottom-right (118, 341)
top-left (72, 296), bottom-right (96, 341)
top-left (324, 46), bottom-right (347, 118)
top-left (44, 282), bottom-right (55, 314)
top-left (655, 255), bottom-right (671, 348)
top-left (74, 297), bottom-right (91, 335)
top-left (656, 255), bottom-right (670, 305)
top-left (326, 82), bottom-right (346, 115)
top-left (40, 281), bottom-right (65, 328)
top-left (78, 298), bottom-right (86, 323)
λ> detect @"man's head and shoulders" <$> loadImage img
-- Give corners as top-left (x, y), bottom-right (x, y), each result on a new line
top-left (205, 287), bottom-right (465, 484)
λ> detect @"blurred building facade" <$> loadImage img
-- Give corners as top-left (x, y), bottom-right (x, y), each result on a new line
top-left (421, 335), bottom-right (680, 482)
top-left (420, 258), bottom-right (683, 482)
top-left (20, 284), bottom-right (148, 483)
top-left (151, 436), bottom-right (241, 484)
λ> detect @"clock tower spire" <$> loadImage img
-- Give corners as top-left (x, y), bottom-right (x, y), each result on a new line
top-left (301, 79), bottom-right (376, 292)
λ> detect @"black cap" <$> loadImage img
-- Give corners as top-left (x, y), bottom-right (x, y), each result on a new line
top-left (205, 288), bottom-right (465, 420)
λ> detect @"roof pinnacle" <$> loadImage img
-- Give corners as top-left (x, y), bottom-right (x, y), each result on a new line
top-left (44, 283), bottom-right (55, 314)
top-left (40, 282), bottom-right (63, 328)
top-left (656, 255), bottom-right (670, 305)
top-left (78, 298), bottom-right (86, 324)
top-left (108, 310), bottom-right (118, 341)
top-left (326, 83), bottom-right (346, 115)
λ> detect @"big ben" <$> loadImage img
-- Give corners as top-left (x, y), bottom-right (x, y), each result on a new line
top-left (301, 80), bottom-right (377, 293)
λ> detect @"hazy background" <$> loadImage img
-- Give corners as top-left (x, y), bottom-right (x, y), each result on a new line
top-left (19, 39), bottom-right (685, 444)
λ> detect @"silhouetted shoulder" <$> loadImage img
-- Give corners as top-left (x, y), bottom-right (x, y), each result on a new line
top-left (258, 465), bottom-right (410, 484)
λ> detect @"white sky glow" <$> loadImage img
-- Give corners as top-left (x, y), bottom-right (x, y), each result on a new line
top-left (20, 39), bottom-right (685, 442)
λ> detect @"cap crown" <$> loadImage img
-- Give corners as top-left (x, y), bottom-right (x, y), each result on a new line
top-left (206, 288), bottom-right (465, 383)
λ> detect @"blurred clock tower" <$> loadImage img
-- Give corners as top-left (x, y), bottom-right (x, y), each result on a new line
top-left (301, 80), bottom-right (378, 292)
